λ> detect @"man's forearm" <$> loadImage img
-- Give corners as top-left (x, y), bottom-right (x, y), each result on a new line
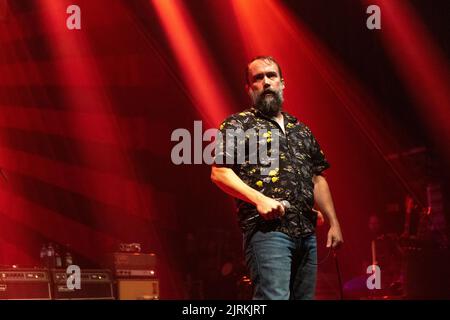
top-left (212, 166), bottom-right (287, 220)
top-left (313, 175), bottom-right (340, 227)
top-left (211, 166), bottom-right (264, 206)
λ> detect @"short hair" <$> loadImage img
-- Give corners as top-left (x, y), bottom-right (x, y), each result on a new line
top-left (246, 56), bottom-right (283, 85)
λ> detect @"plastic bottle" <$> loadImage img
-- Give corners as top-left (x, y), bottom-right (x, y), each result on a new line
top-left (55, 245), bottom-right (62, 268)
top-left (47, 243), bottom-right (55, 269)
top-left (40, 244), bottom-right (47, 268)
top-left (65, 251), bottom-right (73, 267)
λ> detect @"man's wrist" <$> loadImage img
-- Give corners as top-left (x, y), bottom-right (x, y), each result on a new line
top-left (328, 217), bottom-right (340, 228)
top-left (249, 190), bottom-right (265, 206)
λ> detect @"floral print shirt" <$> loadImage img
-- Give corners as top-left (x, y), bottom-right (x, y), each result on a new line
top-left (215, 108), bottom-right (330, 238)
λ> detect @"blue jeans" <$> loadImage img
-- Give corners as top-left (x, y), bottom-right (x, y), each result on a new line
top-left (244, 231), bottom-right (317, 300)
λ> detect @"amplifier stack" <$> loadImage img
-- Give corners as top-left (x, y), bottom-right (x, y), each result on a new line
top-left (0, 252), bottom-right (159, 300)
top-left (0, 268), bottom-right (114, 300)
top-left (112, 252), bottom-right (159, 300)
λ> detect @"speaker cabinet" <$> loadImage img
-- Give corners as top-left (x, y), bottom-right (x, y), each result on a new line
top-left (117, 279), bottom-right (159, 300)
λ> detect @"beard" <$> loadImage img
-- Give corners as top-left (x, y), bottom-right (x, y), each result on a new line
top-left (253, 89), bottom-right (284, 118)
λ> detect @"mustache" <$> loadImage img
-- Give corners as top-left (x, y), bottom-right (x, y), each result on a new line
top-left (262, 89), bottom-right (276, 96)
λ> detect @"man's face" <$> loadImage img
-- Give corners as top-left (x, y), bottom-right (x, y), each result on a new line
top-left (247, 59), bottom-right (285, 117)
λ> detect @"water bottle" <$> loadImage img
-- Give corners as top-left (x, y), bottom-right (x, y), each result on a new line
top-left (47, 243), bottom-right (55, 269)
top-left (39, 244), bottom-right (47, 268)
top-left (65, 251), bottom-right (73, 267)
top-left (55, 245), bottom-right (62, 268)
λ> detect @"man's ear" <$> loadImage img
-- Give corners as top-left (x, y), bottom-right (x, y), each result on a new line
top-left (281, 78), bottom-right (285, 89)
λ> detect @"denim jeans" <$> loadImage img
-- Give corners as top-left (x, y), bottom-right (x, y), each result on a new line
top-left (244, 231), bottom-right (317, 300)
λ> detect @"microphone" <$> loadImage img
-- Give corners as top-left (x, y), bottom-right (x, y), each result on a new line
top-left (247, 199), bottom-right (291, 221)
top-left (279, 200), bottom-right (291, 210)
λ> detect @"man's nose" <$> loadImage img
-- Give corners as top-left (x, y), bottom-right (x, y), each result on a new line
top-left (263, 76), bottom-right (271, 89)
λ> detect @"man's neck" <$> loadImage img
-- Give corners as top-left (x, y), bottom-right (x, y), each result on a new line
top-left (253, 108), bottom-right (286, 133)
top-left (272, 112), bottom-right (283, 122)
top-left (272, 112), bottom-right (285, 134)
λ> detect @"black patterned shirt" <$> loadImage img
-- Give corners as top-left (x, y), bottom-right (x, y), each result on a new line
top-left (215, 108), bottom-right (330, 239)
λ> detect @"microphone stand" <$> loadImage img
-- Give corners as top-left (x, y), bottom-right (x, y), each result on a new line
top-left (333, 250), bottom-right (344, 300)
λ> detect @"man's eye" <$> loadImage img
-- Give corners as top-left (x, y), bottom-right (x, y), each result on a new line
top-left (253, 75), bottom-right (264, 82)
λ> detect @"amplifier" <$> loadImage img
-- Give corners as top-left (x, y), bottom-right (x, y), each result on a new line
top-left (0, 269), bottom-right (51, 300)
top-left (115, 269), bottom-right (156, 278)
top-left (52, 269), bottom-right (114, 300)
top-left (117, 279), bottom-right (159, 300)
top-left (113, 253), bottom-right (156, 270)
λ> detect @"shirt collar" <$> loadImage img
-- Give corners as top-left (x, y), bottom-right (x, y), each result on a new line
top-left (250, 107), bottom-right (298, 125)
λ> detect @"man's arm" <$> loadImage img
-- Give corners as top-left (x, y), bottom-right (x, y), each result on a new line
top-left (211, 166), bottom-right (285, 220)
top-left (313, 174), bottom-right (344, 249)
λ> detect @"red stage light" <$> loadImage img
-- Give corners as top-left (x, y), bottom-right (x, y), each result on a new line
top-left (367, 0), bottom-right (450, 161)
top-left (151, 0), bottom-right (233, 128)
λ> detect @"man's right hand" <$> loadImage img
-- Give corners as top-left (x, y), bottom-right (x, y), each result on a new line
top-left (256, 196), bottom-right (285, 220)
top-left (211, 166), bottom-right (285, 220)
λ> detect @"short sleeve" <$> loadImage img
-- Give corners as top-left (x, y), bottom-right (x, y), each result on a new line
top-left (214, 116), bottom-right (245, 168)
top-left (308, 128), bottom-right (330, 175)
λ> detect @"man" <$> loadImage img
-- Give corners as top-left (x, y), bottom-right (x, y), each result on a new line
top-left (211, 56), bottom-right (343, 300)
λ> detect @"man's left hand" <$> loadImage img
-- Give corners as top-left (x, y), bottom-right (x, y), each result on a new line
top-left (326, 225), bottom-right (344, 249)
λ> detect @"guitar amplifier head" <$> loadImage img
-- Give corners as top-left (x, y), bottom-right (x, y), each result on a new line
top-left (112, 253), bottom-right (156, 270)
top-left (0, 268), bottom-right (51, 300)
